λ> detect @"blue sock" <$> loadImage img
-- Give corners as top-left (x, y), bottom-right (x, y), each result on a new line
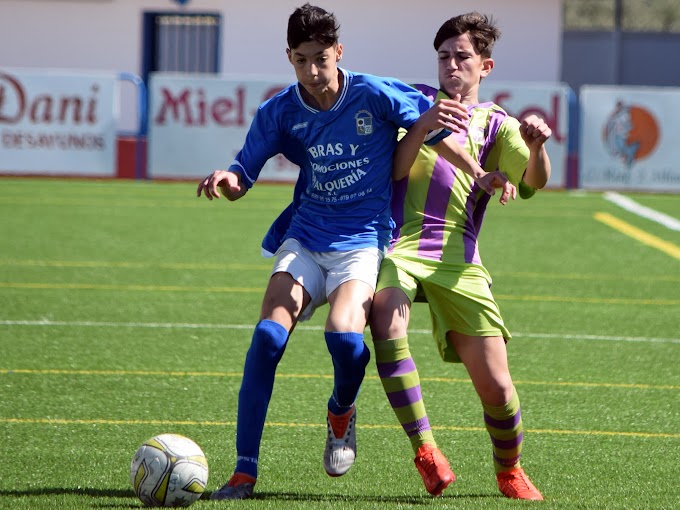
top-left (324, 331), bottom-right (370, 415)
top-left (234, 319), bottom-right (288, 478)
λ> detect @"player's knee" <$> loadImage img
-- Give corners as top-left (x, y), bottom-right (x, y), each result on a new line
top-left (479, 379), bottom-right (515, 407)
top-left (325, 332), bottom-right (370, 369)
top-left (370, 314), bottom-right (407, 341)
top-left (369, 292), bottom-right (409, 340)
top-left (250, 319), bottom-right (289, 363)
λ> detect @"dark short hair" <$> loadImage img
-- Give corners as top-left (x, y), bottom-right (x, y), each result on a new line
top-left (287, 3), bottom-right (340, 49)
top-left (433, 12), bottom-right (500, 58)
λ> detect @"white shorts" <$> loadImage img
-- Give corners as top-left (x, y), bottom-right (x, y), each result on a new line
top-left (271, 238), bottom-right (384, 322)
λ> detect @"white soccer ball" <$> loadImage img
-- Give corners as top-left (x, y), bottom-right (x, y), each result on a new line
top-left (130, 433), bottom-right (209, 507)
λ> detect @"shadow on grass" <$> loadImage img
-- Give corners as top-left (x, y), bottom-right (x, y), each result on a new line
top-left (0, 488), bottom-right (139, 508)
top-left (0, 487), bottom-right (495, 506)
top-left (205, 490), bottom-right (495, 504)
top-left (0, 488), bottom-right (133, 498)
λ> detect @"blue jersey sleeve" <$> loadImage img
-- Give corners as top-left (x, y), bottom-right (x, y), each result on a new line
top-left (378, 78), bottom-right (451, 147)
top-left (378, 78), bottom-right (430, 128)
top-left (229, 102), bottom-right (285, 189)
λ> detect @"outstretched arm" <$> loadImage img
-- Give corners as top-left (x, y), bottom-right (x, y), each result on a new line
top-left (196, 170), bottom-right (248, 201)
top-left (394, 98), bottom-right (469, 180)
top-left (435, 134), bottom-right (516, 204)
top-left (520, 115), bottom-right (552, 189)
top-left (395, 98), bottom-right (516, 204)
top-left (393, 120), bottom-right (430, 181)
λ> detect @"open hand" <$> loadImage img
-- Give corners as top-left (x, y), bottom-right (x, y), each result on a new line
top-left (419, 94), bottom-right (468, 133)
top-left (196, 170), bottom-right (244, 201)
top-left (475, 170), bottom-right (516, 205)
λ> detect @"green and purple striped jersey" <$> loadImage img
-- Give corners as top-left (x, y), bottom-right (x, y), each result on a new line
top-left (390, 84), bottom-right (531, 266)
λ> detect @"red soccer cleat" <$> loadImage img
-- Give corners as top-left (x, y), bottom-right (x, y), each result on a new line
top-left (497, 468), bottom-right (543, 500)
top-left (413, 444), bottom-right (456, 496)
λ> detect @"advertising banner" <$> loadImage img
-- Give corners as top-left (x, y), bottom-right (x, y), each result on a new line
top-left (580, 85), bottom-right (680, 192)
top-left (148, 74), bottom-right (572, 187)
top-left (0, 68), bottom-right (118, 175)
top-left (480, 81), bottom-right (571, 189)
top-left (148, 73), bottom-right (298, 181)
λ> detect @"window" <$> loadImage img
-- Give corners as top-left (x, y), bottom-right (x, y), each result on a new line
top-left (141, 12), bottom-right (221, 82)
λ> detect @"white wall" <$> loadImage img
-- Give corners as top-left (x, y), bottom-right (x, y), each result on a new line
top-left (0, 0), bottom-right (562, 128)
top-left (225, 0), bottom-right (562, 84)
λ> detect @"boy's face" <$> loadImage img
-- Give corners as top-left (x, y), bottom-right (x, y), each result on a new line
top-left (437, 33), bottom-right (493, 99)
top-left (287, 41), bottom-right (342, 98)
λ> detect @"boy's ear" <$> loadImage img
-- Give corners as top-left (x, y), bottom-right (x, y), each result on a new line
top-left (481, 57), bottom-right (494, 78)
top-left (336, 43), bottom-right (343, 61)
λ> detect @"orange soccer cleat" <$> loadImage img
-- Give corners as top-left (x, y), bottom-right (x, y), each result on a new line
top-left (497, 468), bottom-right (544, 500)
top-left (413, 444), bottom-right (456, 496)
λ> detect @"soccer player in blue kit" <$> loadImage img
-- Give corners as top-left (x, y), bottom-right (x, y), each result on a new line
top-left (196, 3), bottom-right (514, 500)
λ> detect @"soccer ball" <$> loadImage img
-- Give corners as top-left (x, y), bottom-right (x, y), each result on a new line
top-left (130, 433), bottom-right (209, 507)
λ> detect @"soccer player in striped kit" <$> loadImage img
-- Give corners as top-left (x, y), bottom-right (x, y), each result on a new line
top-left (369, 12), bottom-right (552, 500)
top-left (197, 4), bottom-right (513, 500)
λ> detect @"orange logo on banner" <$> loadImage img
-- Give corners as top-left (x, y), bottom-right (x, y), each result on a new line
top-left (603, 102), bottom-right (659, 167)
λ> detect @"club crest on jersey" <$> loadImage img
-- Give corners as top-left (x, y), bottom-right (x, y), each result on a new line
top-left (470, 126), bottom-right (485, 143)
top-left (355, 110), bottom-right (373, 135)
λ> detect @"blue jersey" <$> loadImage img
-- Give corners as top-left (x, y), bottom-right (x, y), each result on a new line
top-left (229, 68), bottom-right (448, 253)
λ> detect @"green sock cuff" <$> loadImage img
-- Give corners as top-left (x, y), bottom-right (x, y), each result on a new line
top-left (482, 387), bottom-right (520, 419)
top-left (373, 336), bottom-right (410, 363)
top-left (410, 431), bottom-right (437, 453)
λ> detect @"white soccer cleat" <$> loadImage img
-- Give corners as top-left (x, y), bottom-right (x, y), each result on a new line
top-left (324, 406), bottom-right (357, 477)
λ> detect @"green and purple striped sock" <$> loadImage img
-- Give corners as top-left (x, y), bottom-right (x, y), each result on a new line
top-left (482, 387), bottom-right (523, 473)
top-left (374, 336), bottom-right (436, 453)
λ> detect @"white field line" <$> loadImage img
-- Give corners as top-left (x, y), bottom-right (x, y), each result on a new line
top-left (604, 192), bottom-right (680, 231)
top-left (1, 319), bottom-right (679, 344)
